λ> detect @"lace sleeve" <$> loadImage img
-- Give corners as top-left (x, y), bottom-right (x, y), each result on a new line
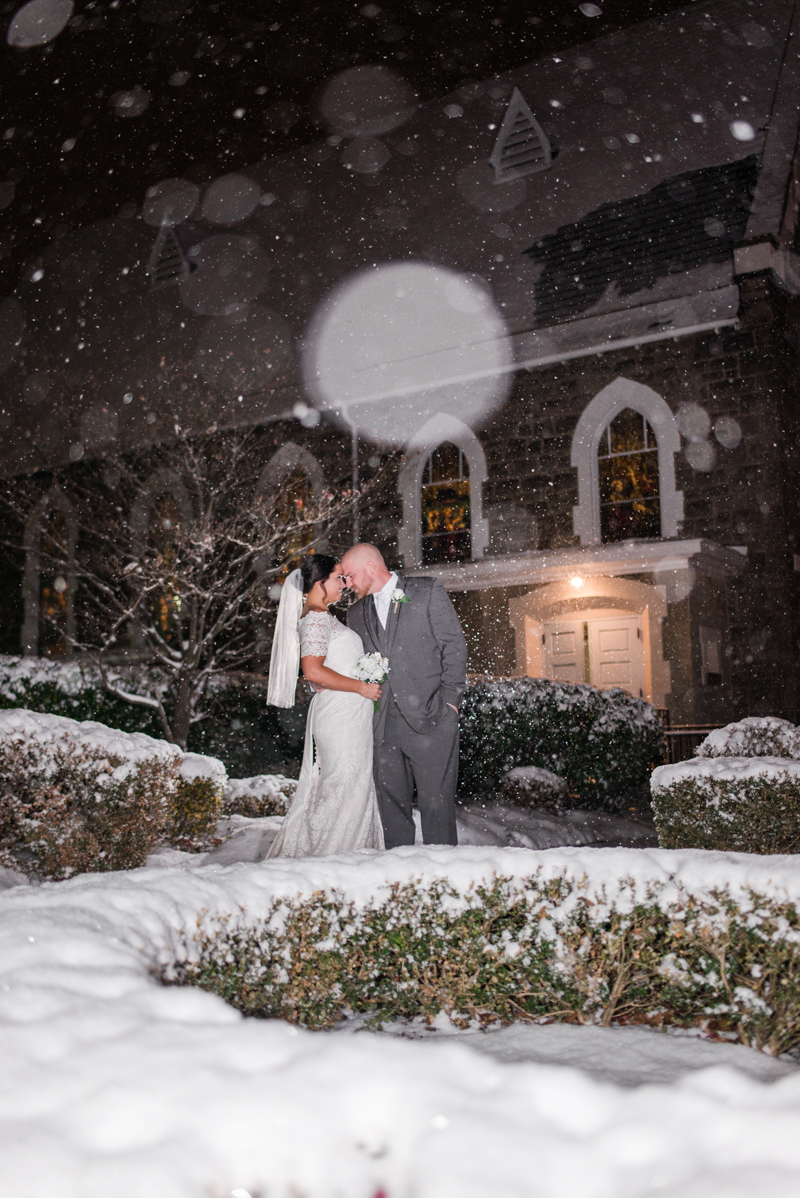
top-left (299, 611), bottom-right (331, 658)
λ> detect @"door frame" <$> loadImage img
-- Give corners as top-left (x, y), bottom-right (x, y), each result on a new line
top-left (509, 575), bottom-right (670, 706)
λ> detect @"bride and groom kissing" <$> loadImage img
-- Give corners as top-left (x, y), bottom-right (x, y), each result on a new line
top-left (266, 543), bottom-right (468, 858)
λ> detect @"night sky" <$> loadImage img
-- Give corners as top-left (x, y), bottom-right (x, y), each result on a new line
top-left (0, 0), bottom-right (691, 298)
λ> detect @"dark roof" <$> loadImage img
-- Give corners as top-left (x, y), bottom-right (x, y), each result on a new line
top-left (523, 156), bottom-right (758, 326)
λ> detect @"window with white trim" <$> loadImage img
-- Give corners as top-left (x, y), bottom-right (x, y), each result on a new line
top-left (23, 490), bottom-right (77, 657)
top-left (421, 442), bottom-right (471, 565)
top-left (598, 408), bottom-right (660, 542)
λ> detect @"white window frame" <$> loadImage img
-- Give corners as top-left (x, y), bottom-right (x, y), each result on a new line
top-left (256, 441), bottom-right (326, 499)
top-left (571, 377), bottom-right (683, 546)
top-left (23, 488), bottom-right (78, 657)
top-left (398, 412), bottom-right (488, 567)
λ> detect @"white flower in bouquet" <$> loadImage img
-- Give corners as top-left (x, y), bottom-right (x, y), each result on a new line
top-left (354, 652), bottom-right (390, 710)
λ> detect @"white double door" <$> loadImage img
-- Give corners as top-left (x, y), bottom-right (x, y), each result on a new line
top-left (542, 612), bottom-right (644, 698)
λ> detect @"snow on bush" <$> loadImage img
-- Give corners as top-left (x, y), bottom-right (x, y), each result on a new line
top-left (459, 676), bottom-right (663, 809)
top-left (223, 773), bottom-right (297, 818)
top-left (502, 765), bottom-right (568, 807)
top-left (170, 753), bottom-right (229, 851)
top-left (697, 716), bottom-right (800, 760)
top-left (0, 711), bottom-right (226, 877)
top-left (0, 654), bottom-right (165, 736)
top-left (651, 756), bottom-right (800, 855)
top-left (3, 849), bottom-right (800, 1196)
top-left (157, 846), bottom-right (800, 1057)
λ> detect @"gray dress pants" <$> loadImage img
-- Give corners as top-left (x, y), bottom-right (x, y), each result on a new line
top-left (374, 699), bottom-right (459, 848)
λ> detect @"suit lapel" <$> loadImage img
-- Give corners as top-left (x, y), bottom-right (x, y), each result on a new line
top-left (385, 572), bottom-right (407, 656)
top-left (363, 594), bottom-right (383, 653)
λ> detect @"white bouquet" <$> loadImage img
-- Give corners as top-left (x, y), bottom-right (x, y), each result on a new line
top-left (354, 652), bottom-right (390, 711)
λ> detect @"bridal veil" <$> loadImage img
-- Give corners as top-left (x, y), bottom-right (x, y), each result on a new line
top-left (266, 568), bottom-right (304, 708)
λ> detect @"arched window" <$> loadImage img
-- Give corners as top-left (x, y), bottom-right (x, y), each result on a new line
top-left (398, 413), bottom-right (489, 567)
top-left (148, 490), bottom-right (183, 645)
top-left (23, 490), bottom-right (77, 657)
top-left (129, 470), bottom-right (193, 649)
top-left (571, 377), bottom-right (683, 546)
top-left (421, 442), bottom-right (471, 564)
top-left (598, 408), bottom-right (660, 543)
top-left (257, 442), bottom-right (327, 570)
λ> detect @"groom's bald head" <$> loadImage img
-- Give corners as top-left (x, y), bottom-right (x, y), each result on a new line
top-left (341, 543), bottom-right (392, 598)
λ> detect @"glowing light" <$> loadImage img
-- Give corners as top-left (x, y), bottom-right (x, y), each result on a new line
top-left (570, 576), bottom-right (584, 589)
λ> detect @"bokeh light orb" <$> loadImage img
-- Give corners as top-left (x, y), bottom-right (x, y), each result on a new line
top-left (714, 415), bottom-right (743, 449)
top-left (304, 261), bottom-right (512, 445)
top-left (676, 402), bottom-right (711, 442)
top-left (143, 179), bottom-right (200, 227)
top-left (110, 88), bottom-right (151, 119)
top-left (201, 174), bottom-right (262, 225)
top-left (318, 65), bottom-right (416, 137)
top-left (685, 440), bottom-right (717, 472)
top-left (7, 0), bottom-right (72, 48)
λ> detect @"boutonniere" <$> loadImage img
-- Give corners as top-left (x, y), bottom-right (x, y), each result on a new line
top-left (392, 588), bottom-right (409, 614)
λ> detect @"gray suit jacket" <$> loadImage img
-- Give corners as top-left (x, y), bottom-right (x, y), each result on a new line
top-left (347, 574), bottom-right (468, 740)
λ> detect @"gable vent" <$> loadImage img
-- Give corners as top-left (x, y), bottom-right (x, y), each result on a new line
top-left (147, 219), bottom-right (192, 289)
top-left (489, 87), bottom-right (551, 184)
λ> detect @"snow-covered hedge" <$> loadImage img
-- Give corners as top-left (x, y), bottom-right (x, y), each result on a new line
top-left (223, 773), bottom-right (297, 818)
top-left (0, 711), bottom-right (226, 878)
top-left (0, 655), bottom-right (165, 736)
top-left (697, 716), bottom-right (800, 760)
top-left (170, 753), bottom-right (228, 851)
top-left (651, 756), bottom-right (800, 854)
top-left (0, 655), bottom-right (304, 778)
top-left (163, 846), bottom-right (800, 1056)
top-left (459, 677), bottom-right (663, 809)
top-left (4, 849), bottom-right (800, 1196)
top-left (502, 765), bottom-right (568, 807)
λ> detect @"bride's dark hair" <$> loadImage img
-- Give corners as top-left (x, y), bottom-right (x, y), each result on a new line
top-left (300, 553), bottom-right (339, 596)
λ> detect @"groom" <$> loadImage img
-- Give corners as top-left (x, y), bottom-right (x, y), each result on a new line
top-left (341, 543), bottom-right (467, 848)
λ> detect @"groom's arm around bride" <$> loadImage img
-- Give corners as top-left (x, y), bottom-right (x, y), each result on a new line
top-left (342, 544), bottom-right (467, 849)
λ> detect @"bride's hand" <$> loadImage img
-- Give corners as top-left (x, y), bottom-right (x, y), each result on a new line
top-left (359, 682), bottom-right (383, 702)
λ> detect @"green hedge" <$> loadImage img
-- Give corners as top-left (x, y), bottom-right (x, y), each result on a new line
top-left (0, 737), bottom-right (180, 880)
top-left (459, 677), bottom-right (664, 809)
top-left (651, 761), bottom-right (800, 854)
top-left (165, 871), bottom-right (800, 1055)
top-left (0, 656), bottom-right (305, 778)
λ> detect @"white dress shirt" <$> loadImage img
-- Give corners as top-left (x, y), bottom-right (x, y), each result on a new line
top-left (373, 571), bottom-right (398, 630)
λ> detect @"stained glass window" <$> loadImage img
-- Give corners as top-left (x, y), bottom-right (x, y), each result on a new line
top-left (149, 492), bottom-right (182, 643)
top-left (38, 508), bottom-right (70, 657)
top-left (421, 442), bottom-right (471, 564)
top-left (598, 408), bottom-right (661, 542)
top-left (278, 466), bottom-right (314, 568)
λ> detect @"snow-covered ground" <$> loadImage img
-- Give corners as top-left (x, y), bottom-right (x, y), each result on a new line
top-left (141, 800), bottom-right (657, 872)
top-left (1, 846), bottom-right (799, 1197)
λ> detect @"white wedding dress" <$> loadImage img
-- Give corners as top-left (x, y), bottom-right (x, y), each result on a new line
top-left (267, 610), bottom-right (384, 858)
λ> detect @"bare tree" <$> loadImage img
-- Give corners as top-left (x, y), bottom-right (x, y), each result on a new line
top-left (7, 416), bottom-right (370, 749)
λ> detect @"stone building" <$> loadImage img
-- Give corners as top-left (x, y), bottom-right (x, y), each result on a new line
top-left (2, 0), bottom-right (800, 724)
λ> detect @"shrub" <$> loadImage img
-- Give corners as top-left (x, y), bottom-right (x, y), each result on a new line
top-left (459, 677), bottom-right (664, 809)
top-left (697, 716), bottom-right (800, 760)
top-left (501, 765), bottom-right (568, 808)
top-left (0, 655), bottom-right (165, 737)
top-left (163, 869), bottom-right (800, 1056)
top-left (0, 709), bottom-right (229, 877)
top-left (0, 710), bottom-right (182, 879)
top-left (169, 754), bottom-right (229, 851)
top-left (651, 757), bottom-right (800, 854)
top-left (0, 656), bottom-right (306, 778)
top-left (222, 773), bottom-right (297, 819)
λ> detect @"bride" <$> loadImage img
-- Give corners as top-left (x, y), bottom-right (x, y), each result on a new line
top-left (266, 554), bottom-right (385, 857)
